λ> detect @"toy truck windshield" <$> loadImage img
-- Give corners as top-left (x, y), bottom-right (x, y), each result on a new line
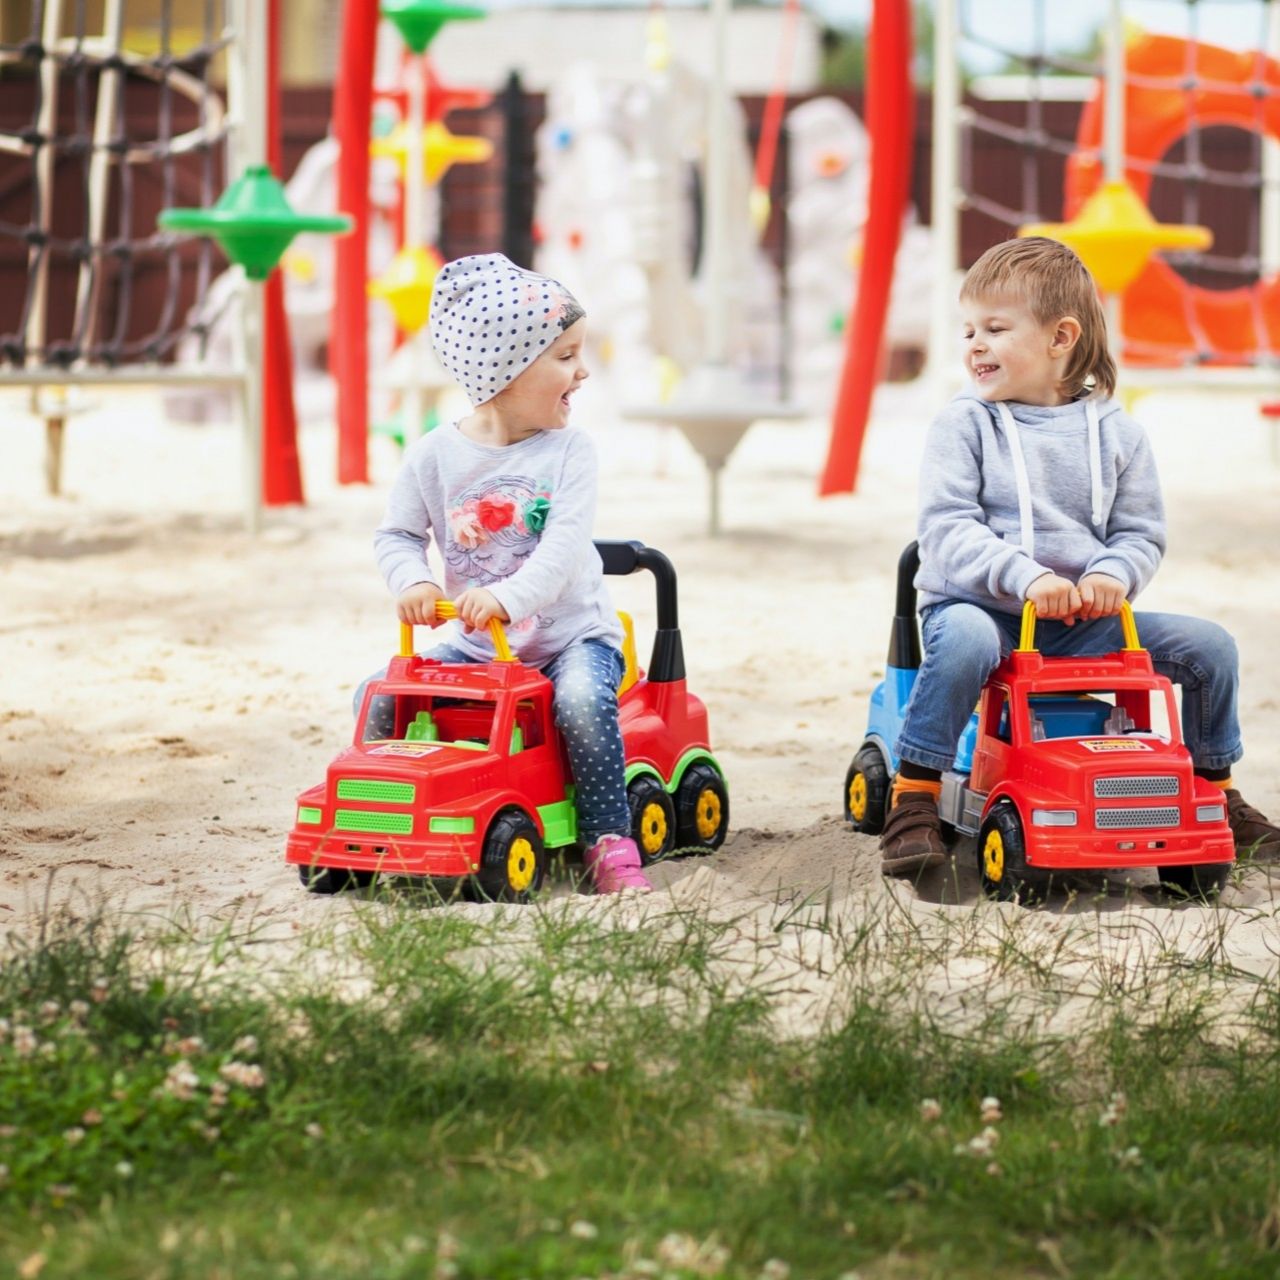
top-left (1007, 686), bottom-right (1176, 747)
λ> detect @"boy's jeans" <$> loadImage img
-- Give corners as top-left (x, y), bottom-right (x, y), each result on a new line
top-left (896, 601), bottom-right (1243, 773)
top-left (354, 638), bottom-right (631, 845)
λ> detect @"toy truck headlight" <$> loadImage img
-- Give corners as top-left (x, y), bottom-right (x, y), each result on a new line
top-left (1031, 808), bottom-right (1078, 827)
top-left (297, 806), bottom-right (323, 825)
top-left (1195, 803), bottom-right (1226, 823)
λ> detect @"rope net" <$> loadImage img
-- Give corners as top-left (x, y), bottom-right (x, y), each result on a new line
top-left (955, 0), bottom-right (1280, 367)
top-left (0, 0), bottom-right (234, 370)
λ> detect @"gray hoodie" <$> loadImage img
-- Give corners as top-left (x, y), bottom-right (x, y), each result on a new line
top-left (915, 390), bottom-right (1166, 615)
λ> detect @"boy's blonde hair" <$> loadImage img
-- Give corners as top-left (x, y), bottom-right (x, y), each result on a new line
top-left (960, 236), bottom-right (1116, 399)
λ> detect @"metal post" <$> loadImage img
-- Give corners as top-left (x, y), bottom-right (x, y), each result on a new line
top-left (1104, 0), bottom-right (1126, 361)
top-left (706, 0), bottom-right (730, 366)
top-left (926, 0), bottom-right (959, 391)
top-left (230, 0), bottom-right (268, 532)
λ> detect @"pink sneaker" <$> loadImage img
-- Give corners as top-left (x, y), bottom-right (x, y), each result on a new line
top-left (583, 834), bottom-right (652, 894)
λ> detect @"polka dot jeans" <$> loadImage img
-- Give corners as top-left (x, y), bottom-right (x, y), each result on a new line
top-left (354, 638), bottom-right (631, 845)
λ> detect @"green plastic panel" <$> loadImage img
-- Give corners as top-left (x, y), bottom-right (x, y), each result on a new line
top-left (429, 816), bottom-right (476, 835)
top-left (297, 806), bottom-right (322, 825)
top-left (334, 809), bottom-right (414, 835)
top-left (537, 798), bottom-right (577, 848)
top-left (337, 778), bottom-right (416, 804)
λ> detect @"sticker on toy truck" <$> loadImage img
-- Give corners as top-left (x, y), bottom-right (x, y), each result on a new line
top-left (368, 742), bottom-right (443, 758)
top-left (1079, 739), bottom-right (1154, 753)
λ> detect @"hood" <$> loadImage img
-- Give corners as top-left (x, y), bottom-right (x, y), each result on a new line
top-left (954, 390), bottom-right (1124, 558)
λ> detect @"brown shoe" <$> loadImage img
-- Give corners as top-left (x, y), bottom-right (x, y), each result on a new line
top-left (1226, 790), bottom-right (1280, 862)
top-left (879, 792), bottom-right (947, 875)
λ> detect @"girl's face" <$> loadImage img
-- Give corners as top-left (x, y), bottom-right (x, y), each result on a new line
top-left (960, 293), bottom-right (1078, 406)
top-left (491, 318), bottom-right (589, 430)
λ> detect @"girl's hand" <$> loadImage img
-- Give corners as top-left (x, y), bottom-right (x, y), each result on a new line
top-left (1076, 573), bottom-right (1127, 620)
top-left (1026, 573), bottom-right (1083, 625)
top-left (396, 582), bottom-right (445, 626)
top-left (454, 588), bottom-right (510, 632)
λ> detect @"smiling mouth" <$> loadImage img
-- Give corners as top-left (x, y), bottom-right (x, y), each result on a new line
top-left (973, 364), bottom-right (999, 378)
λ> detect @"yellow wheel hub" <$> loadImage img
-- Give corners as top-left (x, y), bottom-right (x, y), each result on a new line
top-left (640, 800), bottom-right (669, 855)
top-left (695, 788), bottom-right (722, 841)
top-left (507, 836), bottom-right (536, 892)
top-left (983, 828), bottom-right (1004, 882)
top-left (848, 773), bottom-right (867, 822)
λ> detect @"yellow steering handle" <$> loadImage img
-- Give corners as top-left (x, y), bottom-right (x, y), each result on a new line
top-left (1017, 600), bottom-right (1141, 653)
top-left (399, 600), bottom-right (516, 662)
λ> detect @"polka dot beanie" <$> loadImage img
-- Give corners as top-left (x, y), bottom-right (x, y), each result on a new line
top-left (428, 253), bottom-right (585, 407)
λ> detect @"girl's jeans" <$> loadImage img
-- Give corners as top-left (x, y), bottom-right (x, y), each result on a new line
top-left (897, 601), bottom-right (1243, 774)
top-left (354, 638), bottom-right (631, 846)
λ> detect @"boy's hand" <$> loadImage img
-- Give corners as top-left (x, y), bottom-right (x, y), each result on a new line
top-left (1026, 573), bottom-right (1083, 625)
top-left (454, 587), bottom-right (510, 632)
top-left (1076, 573), bottom-right (1127, 620)
top-left (396, 582), bottom-right (445, 626)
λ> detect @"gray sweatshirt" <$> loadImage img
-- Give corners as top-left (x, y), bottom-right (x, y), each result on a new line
top-left (915, 390), bottom-right (1166, 615)
top-left (374, 423), bottom-right (623, 666)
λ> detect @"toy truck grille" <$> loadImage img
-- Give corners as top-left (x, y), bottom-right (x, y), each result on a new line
top-left (1093, 775), bottom-right (1179, 799)
top-left (1094, 805), bottom-right (1181, 829)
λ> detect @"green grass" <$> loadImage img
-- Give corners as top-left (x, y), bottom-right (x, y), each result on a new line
top-left (2, 895), bottom-right (1280, 1279)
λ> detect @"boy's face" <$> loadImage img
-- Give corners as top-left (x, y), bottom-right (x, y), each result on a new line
top-left (491, 317), bottom-right (589, 429)
top-left (960, 293), bottom-right (1071, 406)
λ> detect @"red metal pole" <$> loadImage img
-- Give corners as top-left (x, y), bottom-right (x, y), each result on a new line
top-left (818, 0), bottom-right (914, 495)
top-left (332, 0), bottom-right (379, 485)
top-left (263, 0), bottom-right (304, 505)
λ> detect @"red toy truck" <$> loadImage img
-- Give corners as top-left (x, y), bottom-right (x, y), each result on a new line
top-left (286, 541), bottom-right (728, 901)
top-left (846, 543), bottom-right (1235, 901)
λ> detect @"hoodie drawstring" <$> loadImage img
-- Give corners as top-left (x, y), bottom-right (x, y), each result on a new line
top-left (1085, 399), bottom-right (1104, 531)
top-left (994, 399), bottom-right (1107, 558)
top-left (995, 401), bottom-right (1036, 559)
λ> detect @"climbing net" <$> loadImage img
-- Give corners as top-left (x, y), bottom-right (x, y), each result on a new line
top-left (0, 0), bottom-right (237, 371)
top-left (931, 0), bottom-right (1280, 372)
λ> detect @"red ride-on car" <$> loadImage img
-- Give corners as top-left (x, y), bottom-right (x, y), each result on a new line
top-left (286, 541), bottom-right (729, 901)
top-left (968, 602), bottom-right (1235, 900)
top-left (846, 543), bottom-right (1235, 902)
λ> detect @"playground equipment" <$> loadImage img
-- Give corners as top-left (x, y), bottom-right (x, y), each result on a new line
top-left (366, 3), bottom-right (490, 448)
top-left (332, 0), bottom-right (489, 486)
top-left (818, 0), bottom-right (913, 495)
top-left (0, 0), bottom-right (312, 528)
top-left (613, 0), bottom-right (804, 535)
top-left (929, 0), bottom-right (1280, 384)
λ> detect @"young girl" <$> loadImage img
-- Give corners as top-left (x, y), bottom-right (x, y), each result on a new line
top-left (363, 252), bottom-right (650, 894)
top-left (880, 236), bottom-right (1280, 874)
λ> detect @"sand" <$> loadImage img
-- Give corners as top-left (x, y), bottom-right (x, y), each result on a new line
top-left (2, 375), bottom-right (1279, 1034)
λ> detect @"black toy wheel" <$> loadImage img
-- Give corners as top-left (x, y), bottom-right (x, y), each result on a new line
top-left (844, 744), bottom-right (889, 835)
top-left (675, 762), bottom-right (729, 852)
top-left (475, 808), bottom-right (546, 903)
top-left (298, 864), bottom-right (375, 894)
top-left (977, 800), bottom-right (1047, 904)
top-left (628, 774), bottom-right (677, 866)
top-left (1158, 862), bottom-right (1232, 899)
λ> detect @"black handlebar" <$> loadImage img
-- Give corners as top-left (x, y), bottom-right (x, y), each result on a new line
top-left (594, 540), bottom-right (685, 684)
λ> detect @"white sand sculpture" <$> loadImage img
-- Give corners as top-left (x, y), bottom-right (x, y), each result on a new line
top-left (785, 95), bottom-right (934, 412)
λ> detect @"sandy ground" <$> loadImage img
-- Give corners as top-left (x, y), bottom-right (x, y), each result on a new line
top-left (2, 375), bottom-right (1280, 1032)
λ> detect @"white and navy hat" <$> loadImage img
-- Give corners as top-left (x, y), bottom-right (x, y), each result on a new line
top-left (428, 253), bottom-right (585, 407)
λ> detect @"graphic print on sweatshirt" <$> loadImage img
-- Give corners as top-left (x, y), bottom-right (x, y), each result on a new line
top-left (444, 474), bottom-right (553, 609)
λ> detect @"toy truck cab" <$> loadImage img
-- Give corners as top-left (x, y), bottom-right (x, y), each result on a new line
top-left (287, 541), bottom-right (729, 901)
top-left (845, 543), bottom-right (1234, 901)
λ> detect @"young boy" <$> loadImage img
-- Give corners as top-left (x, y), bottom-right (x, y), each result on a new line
top-left (880, 237), bottom-right (1280, 874)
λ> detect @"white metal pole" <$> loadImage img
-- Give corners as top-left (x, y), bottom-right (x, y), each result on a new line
top-left (1104, 0), bottom-right (1126, 363)
top-left (706, 0), bottom-right (730, 366)
top-left (231, 0), bottom-right (268, 533)
top-left (926, 0), bottom-right (960, 389)
top-left (25, 0), bottom-right (63, 364)
top-left (1262, 0), bottom-right (1280, 277)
